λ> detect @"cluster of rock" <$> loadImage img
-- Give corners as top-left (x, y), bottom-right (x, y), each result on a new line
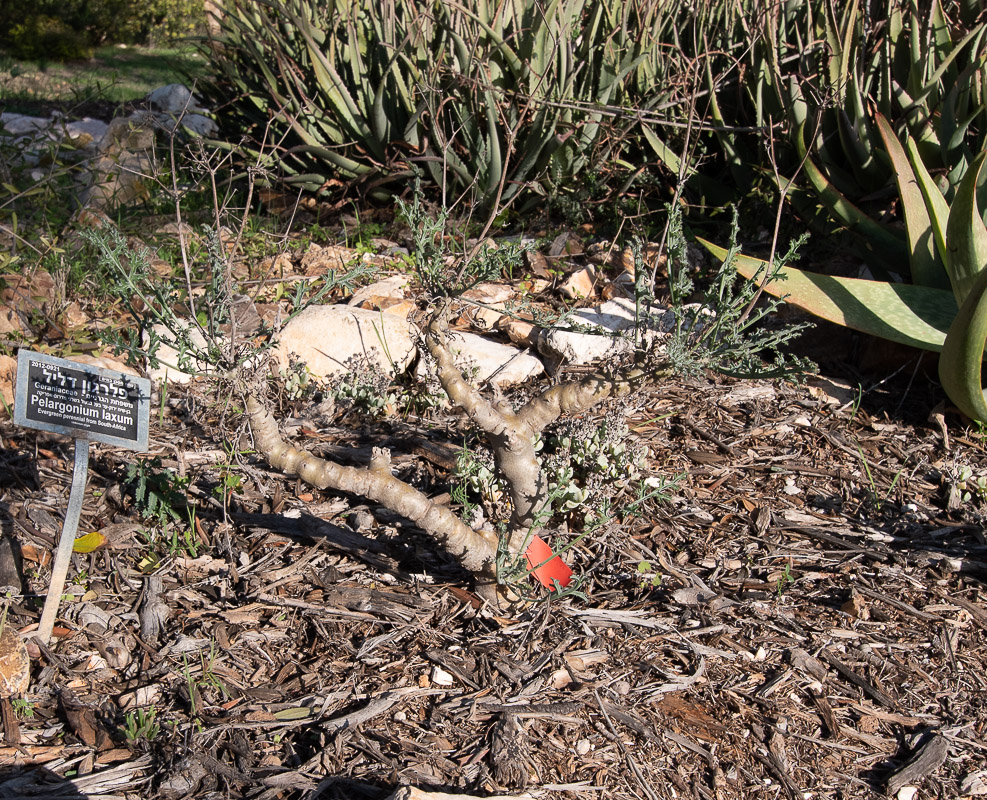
top-left (0, 220), bottom-right (684, 402)
top-left (146, 238), bottom-right (680, 393)
top-left (1, 84), bottom-right (216, 214)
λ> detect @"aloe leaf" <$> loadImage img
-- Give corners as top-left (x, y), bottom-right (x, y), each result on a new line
top-left (793, 123), bottom-right (908, 272)
top-left (946, 150), bottom-right (987, 306)
top-left (939, 265), bottom-right (987, 420)
top-left (838, 75), bottom-right (882, 188)
top-left (907, 137), bottom-right (952, 268)
top-left (698, 239), bottom-right (957, 351)
top-left (641, 124), bottom-right (681, 175)
top-left (874, 113), bottom-right (948, 289)
top-left (903, 22), bottom-right (986, 111)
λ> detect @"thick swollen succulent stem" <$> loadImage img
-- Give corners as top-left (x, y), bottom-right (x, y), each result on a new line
top-left (425, 318), bottom-right (546, 547)
top-left (246, 396), bottom-right (499, 575)
top-left (518, 367), bottom-right (665, 434)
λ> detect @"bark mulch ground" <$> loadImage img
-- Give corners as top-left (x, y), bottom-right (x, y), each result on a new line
top-left (0, 323), bottom-right (984, 800)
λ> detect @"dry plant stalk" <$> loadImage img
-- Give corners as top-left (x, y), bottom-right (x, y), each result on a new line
top-left (247, 302), bottom-right (663, 592)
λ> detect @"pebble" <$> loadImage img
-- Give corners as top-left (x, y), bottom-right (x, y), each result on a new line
top-left (430, 666), bottom-right (454, 686)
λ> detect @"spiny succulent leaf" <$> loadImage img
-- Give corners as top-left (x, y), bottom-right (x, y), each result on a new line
top-left (698, 239), bottom-right (956, 352)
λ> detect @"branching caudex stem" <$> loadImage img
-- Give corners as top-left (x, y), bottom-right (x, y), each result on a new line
top-left (247, 302), bottom-right (670, 593)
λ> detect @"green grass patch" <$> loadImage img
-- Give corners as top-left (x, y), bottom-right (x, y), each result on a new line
top-left (0, 43), bottom-right (208, 113)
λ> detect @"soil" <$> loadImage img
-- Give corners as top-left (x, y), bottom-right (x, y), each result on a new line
top-left (0, 244), bottom-right (984, 800)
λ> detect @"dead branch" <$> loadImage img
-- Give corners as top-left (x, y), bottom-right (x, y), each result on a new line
top-left (246, 396), bottom-right (499, 576)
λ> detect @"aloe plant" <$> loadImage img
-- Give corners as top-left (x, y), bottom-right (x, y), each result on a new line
top-left (715, 0), bottom-right (987, 277)
top-left (701, 121), bottom-right (987, 421)
top-left (199, 0), bottom-right (721, 209)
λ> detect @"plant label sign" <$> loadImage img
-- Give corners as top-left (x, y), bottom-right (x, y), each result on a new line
top-left (14, 350), bottom-right (150, 452)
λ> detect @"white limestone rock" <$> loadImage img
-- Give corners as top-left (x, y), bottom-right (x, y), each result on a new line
top-left (147, 84), bottom-right (205, 114)
top-left (347, 274), bottom-right (410, 307)
top-left (431, 330), bottom-right (543, 387)
top-left (147, 85), bottom-right (217, 136)
top-left (0, 113), bottom-right (48, 137)
top-left (145, 321), bottom-right (215, 385)
top-left (537, 298), bottom-right (637, 365)
top-left (274, 304), bottom-right (416, 379)
top-left (461, 282), bottom-right (514, 329)
top-left (536, 297), bottom-right (679, 366)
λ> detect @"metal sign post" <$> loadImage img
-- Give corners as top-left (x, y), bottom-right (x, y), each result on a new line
top-left (13, 350), bottom-right (150, 644)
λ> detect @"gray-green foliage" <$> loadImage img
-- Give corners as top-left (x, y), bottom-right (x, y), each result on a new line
top-left (126, 455), bottom-right (190, 528)
top-left (328, 355), bottom-right (399, 418)
top-left (396, 189), bottom-right (528, 298)
top-left (662, 206), bottom-right (815, 380)
top-left (84, 224), bottom-right (371, 380)
top-left (452, 407), bottom-right (645, 528)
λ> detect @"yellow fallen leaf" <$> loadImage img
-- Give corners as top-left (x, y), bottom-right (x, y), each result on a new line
top-left (72, 531), bottom-right (107, 553)
top-left (273, 707), bottom-right (312, 721)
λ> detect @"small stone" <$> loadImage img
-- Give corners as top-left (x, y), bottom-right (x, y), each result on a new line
top-left (526, 250), bottom-right (552, 278)
top-left (499, 317), bottom-right (537, 347)
top-left (300, 244), bottom-right (354, 275)
top-left (461, 282), bottom-right (515, 329)
top-left (841, 593), bottom-right (870, 620)
top-left (0, 354), bottom-right (15, 411)
top-left (614, 680), bottom-right (631, 695)
top-left (896, 787), bottom-right (917, 800)
top-left (430, 666), bottom-right (454, 686)
top-left (347, 275), bottom-right (410, 307)
top-left (0, 305), bottom-right (25, 335)
top-left (62, 301), bottom-right (90, 329)
top-left (355, 296), bottom-right (416, 319)
top-left (575, 739), bottom-right (591, 756)
top-left (100, 637), bottom-right (132, 670)
top-left (560, 266), bottom-right (597, 300)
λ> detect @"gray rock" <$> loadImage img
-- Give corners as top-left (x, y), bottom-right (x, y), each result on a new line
top-left (0, 112), bottom-right (48, 137)
top-left (146, 85), bottom-right (217, 137)
top-left (62, 118), bottom-right (109, 147)
top-left (273, 304), bottom-right (417, 379)
top-left (536, 297), bottom-right (677, 366)
top-left (175, 113), bottom-right (217, 137)
top-left (147, 83), bottom-right (204, 114)
top-left (437, 330), bottom-right (543, 387)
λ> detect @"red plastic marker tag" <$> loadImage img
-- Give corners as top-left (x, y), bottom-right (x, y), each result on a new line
top-left (524, 535), bottom-right (573, 589)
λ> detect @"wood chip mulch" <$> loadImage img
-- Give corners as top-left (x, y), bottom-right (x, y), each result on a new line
top-left (0, 355), bottom-right (984, 800)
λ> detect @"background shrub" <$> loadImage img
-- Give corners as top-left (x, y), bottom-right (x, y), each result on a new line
top-left (0, 0), bottom-right (206, 57)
